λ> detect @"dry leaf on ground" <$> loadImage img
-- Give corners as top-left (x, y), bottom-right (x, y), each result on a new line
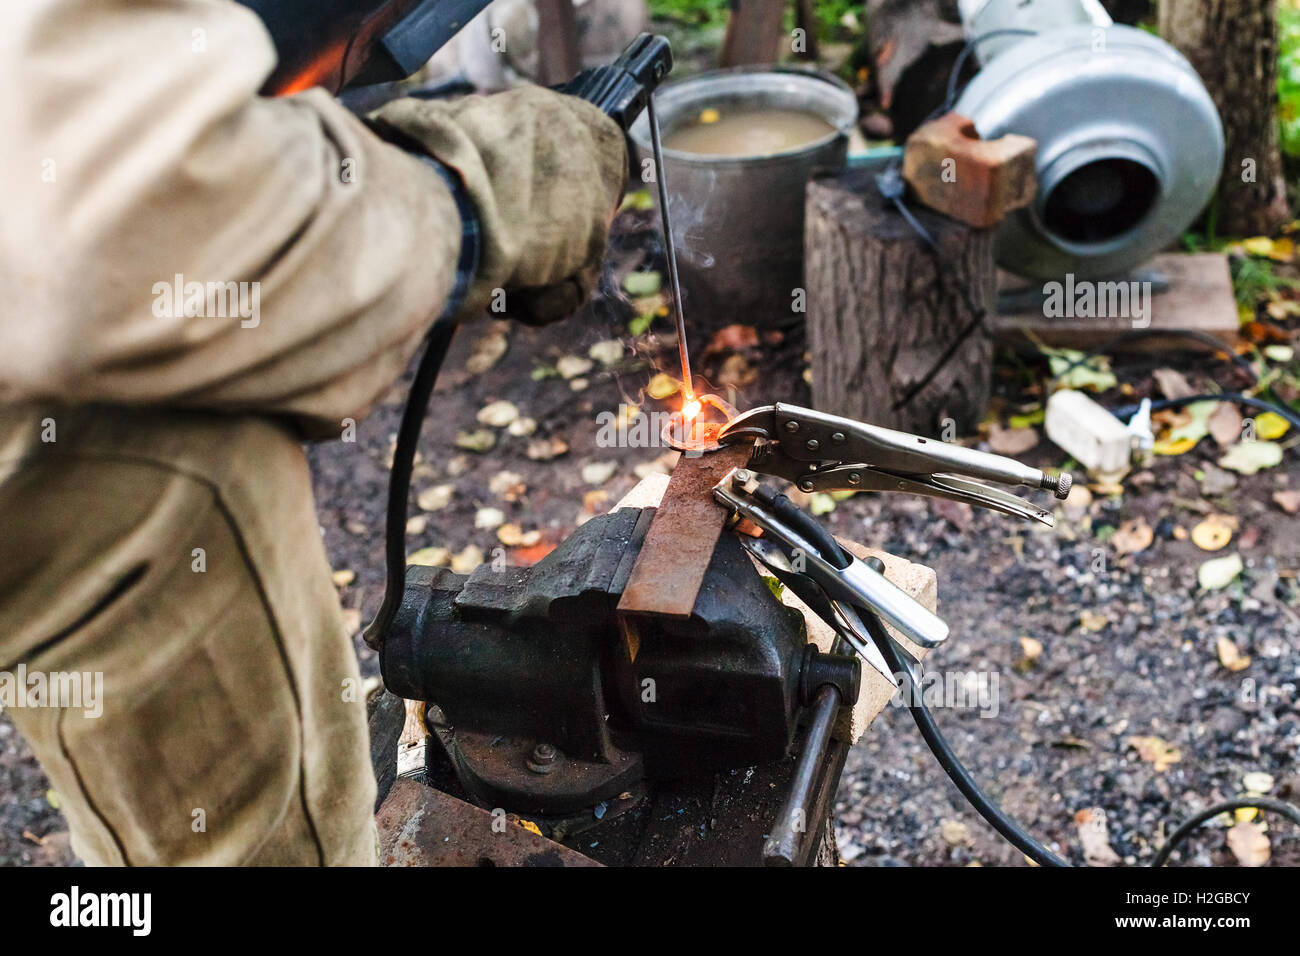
top-left (1127, 735), bottom-right (1182, 772)
top-left (1226, 820), bottom-right (1270, 867)
top-left (1216, 636), bottom-right (1252, 672)
top-left (1191, 514), bottom-right (1236, 551)
top-left (1112, 518), bottom-right (1153, 554)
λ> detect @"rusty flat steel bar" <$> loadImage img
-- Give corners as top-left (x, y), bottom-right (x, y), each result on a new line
top-left (376, 779), bottom-right (600, 867)
top-left (617, 445), bottom-right (750, 619)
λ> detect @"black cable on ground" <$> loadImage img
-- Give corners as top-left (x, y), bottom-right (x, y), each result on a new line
top-left (362, 319), bottom-right (459, 650)
top-left (1151, 797), bottom-right (1300, 867)
top-left (1111, 391), bottom-right (1300, 432)
top-left (860, 606), bottom-right (1071, 867)
top-left (859, 605), bottom-right (1300, 867)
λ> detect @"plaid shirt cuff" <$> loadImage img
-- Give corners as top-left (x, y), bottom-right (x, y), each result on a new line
top-left (414, 153), bottom-right (481, 321)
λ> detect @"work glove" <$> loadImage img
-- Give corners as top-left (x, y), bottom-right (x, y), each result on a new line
top-left (370, 86), bottom-right (628, 325)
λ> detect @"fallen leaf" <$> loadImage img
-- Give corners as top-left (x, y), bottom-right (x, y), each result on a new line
top-left (497, 524), bottom-right (542, 547)
top-left (623, 271), bottom-right (662, 297)
top-left (1074, 808), bottom-right (1121, 866)
top-left (1241, 319), bottom-right (1292, 343)
top-left (588, 339), bottom-right (624, 366)
top-left (46, 789), bottom-right (61, 810)
top-left (809, 493), bottom-right (836, 515)
top-left (1243, 771), bottom-right (1275, 794)
top-left (1254, 411), bottom-right (1290, 440)
top-left (331, 569), bottom-right (355, 587)
top-left (1166, 401), bottom-right (1219, 445)
top-left (556, 355), bottom-right (593, 379)
top-left (940, 819), bottom-right (971, 847)
top-left (645, 372), bottom-right (680, 400)
top-left (474, 507), bottom-right (505, 530)
top-left (1153, 368), bottom-right (1196, 400)
top-left (454, 429), bottom-right (496, 453)
top-left (1127, 735), bottom-right (1182, 772)
top-left (1207, 402), bottom-right (1243, 448)
top-left (1153, 436), bottom-right (1199, 456)
top-left (1080, 609), bottom-right (1108, 632)
top-left (1018, 636), bottom-right (1043, 665)
top-left (1272, 489), bottom-right (1300, 513)
top-left (465, 327), bottom-right (508, 375)
top-left (1216, 635), bottom-right (1252, 672)
top-left (582, 461), bottom-right (618, 485)
top-left (703, 324), bottom-right (760, 356)
top-left (417, 484), bottom-right (455, 512)
top-left (489, 470), bottom-right (526, 501)
top-left (1198, 552), bottom-right (1243, 590)
top-left (1191, 514), bottom-right (1235, 551)
top-left (1264, 344), bottom-right (1295, 363)
top-left (988, 424), bottom-right (1039, 455)
top-left (717, 353), bottom-right (758, 388)
top-left (508, 416), bottom-right (537, 437)
top-left (407, 546), bottom-right (451, 567)
top-left (526, 436), bottom-right (568, 461)
top-left (1046, 348), bottom-right (1118, 391)
top-left (1226, 820), bottom-right (1270, 867)
top-left (405, 515), bottom-right (427, 535)
top-left (582, 489), bottom-right (610, 513)
top-left (1218, 440), bottom-right (1283, 475)
top-left (450, 545), bottom-right (485, 574)
top-left (476, 400), bottom-right (518, 428)
top-left (1112, 517), bottom-right (1154, 554)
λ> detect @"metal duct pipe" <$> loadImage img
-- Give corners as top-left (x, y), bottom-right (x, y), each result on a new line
top-left (952, 0), bottom-right (1223, 280)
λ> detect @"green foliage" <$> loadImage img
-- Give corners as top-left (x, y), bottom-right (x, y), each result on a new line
top-left (1231, 254), bottom-right (1300, 305)
top-left (1280, 1), bottom-right (1300, 156)
top-left (648, 0), bottom-right (860, 41)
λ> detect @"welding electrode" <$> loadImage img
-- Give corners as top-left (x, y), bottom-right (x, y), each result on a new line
top-left (646, 96), bottom-right (694, 400)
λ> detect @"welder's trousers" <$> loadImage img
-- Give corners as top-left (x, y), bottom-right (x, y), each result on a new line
top-left (0, 406), bottom-right (376, 865)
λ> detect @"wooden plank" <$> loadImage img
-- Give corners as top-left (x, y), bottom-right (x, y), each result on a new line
top-left (992, 252), bottom-right (1240, 352)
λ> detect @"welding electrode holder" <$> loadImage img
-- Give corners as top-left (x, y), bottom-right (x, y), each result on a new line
top-left (554, 33), bottom-right (673, 130)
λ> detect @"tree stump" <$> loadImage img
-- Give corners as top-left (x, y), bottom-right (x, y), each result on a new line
top-left (805, 165), bottom-right (994, 437)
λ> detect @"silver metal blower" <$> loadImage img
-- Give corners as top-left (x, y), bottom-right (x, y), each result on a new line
top-left (954, 0), bottom-right (1223, 280)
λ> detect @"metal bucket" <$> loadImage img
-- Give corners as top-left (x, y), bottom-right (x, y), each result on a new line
top-left (628, 67), bottom-right (858, 332)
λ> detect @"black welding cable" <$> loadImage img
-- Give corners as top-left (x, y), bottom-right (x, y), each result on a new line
top-left (860, 607), bottom-right (1071, 867)
top-left (861, 603), bottom-right (1300, 866)
top-left (1151, 797), bottom-right (1300, 867)
top-left (361, 319), bottom-right (458, 650)
top-left (1112, 391), bottom-right (1300, 432)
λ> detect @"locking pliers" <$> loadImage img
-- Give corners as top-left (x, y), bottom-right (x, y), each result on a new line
top-left (716, 402), bottom-right (1072, 526)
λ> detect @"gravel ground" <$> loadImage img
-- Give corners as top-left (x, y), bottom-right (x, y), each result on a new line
top-left (4, 258), bottom-right (1299, 868)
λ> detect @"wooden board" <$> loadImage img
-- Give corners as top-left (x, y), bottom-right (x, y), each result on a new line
top-left (993, 252), bottom-right (1240, 352)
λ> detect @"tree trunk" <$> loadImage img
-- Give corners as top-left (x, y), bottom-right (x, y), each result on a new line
top-left (805, 166), bottom-right (995, 436)
top-left (1160, 0), bottom-right (1291, 236)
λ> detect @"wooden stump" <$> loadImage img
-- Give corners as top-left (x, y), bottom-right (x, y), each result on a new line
top-left (805, 165), bottom-right (994, 437)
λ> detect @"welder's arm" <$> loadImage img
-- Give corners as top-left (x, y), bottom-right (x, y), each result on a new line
top-left (0, 0), bottom-right (621, 438)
